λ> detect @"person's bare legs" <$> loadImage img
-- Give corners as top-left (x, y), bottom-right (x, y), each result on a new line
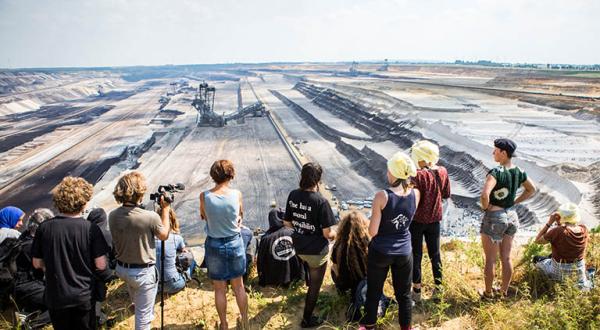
top-left (213, 280), bottom-right (228, 330)
top-left (481, 234), bottom-right (499, 295)
top-left (499, 234), bottom-right (514, 295)
top-left (230, 276), bottom-right (249, 328)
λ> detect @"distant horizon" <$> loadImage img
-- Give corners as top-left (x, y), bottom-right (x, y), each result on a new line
top-left (1, 58), bottom-right (599, 71)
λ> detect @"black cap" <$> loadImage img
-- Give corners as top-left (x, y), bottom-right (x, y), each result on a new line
top-left (494, 138), bottom-right (517, 157)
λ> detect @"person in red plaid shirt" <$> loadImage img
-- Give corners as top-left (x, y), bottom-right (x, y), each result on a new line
top-left (409, 140), bottom-right (451, 303)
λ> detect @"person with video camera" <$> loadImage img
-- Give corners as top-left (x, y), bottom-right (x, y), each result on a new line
top-left (200, 160), bottom-right (248, 330)
top-left (109, 171), bottom-right (171, 330)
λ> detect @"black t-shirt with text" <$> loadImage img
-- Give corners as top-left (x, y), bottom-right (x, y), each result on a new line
top-left (284, 189), bottom-right (337, 255)
top-left (31, 216), bottom-right (109, 309)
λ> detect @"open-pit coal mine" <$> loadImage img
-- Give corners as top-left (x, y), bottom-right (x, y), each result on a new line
top-left (0, 64), bottom-right (598, 244)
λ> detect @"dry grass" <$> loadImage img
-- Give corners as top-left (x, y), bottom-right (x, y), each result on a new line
top-left (3, 234), bottom-right (600, 329)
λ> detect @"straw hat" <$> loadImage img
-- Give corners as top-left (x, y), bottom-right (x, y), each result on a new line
top-left (387, 151), bottom-right (417, 180)
top-left (411, 140), bottom-right (440, 165)
top-left (558, 203), bottom-right (580, 224)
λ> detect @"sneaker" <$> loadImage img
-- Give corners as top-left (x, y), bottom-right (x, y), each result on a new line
top-left (411, 290), bottom-right (422, 303)
top-left (301, 315), bottom-right (324, 328)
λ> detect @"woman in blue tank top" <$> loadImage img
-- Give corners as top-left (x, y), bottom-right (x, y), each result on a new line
top-left (199, 160), bottom-right (248, 330)
top-left (360, 152), bottom-right (420, 330)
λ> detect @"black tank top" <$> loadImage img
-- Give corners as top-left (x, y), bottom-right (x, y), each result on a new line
top-left (370, 189), bottom-right (417, 256)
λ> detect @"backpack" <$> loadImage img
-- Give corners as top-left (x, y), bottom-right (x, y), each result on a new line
top-left (176, 250), bottom-right (195, 279)
top-left (0, 238), bottom-right (24, 306)
top-left (346, 278), bottom-right (392, 322)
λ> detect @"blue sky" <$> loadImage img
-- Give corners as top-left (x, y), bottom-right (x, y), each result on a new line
top-left (0, 0), bottom-right (598, 68)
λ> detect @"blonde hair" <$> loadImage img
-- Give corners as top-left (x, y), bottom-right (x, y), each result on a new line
top-left (113, 171), bottom-right (147, 205)
top-left (52, 177), bottom-right (93, 214)
top-left (169, 208), bottom-right (180, 233)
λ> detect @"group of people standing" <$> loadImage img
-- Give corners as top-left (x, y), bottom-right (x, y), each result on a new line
top-left (1, 135), bottom-right (593, 330)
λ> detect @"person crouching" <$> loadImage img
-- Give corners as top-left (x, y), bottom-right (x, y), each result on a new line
top-left (534, 203), bottom-right (591, 289)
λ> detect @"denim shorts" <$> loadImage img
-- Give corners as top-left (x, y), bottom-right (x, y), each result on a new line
top-left (205, 234), bottom-right (246, 281)
top-left (480, 208), bottom-right (518, 242)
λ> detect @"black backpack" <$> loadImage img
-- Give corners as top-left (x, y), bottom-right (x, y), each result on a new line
top-left (0, 238), bottom-right (24, 306)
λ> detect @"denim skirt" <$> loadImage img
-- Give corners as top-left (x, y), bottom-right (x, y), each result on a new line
top-left (205, 233), bottom-right (246, 281)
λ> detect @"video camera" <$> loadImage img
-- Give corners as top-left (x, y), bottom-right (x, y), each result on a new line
top-left (150, 183), bottom-right (185, 204)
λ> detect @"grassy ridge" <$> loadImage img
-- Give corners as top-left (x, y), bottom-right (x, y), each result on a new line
top-left (4, 235), bottom-right (599, 329)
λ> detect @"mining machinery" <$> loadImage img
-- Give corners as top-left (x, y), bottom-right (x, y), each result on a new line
top-left (192, 82), bottom-right (224, 127)
top-left (349, 61), bottom-right (359, 75)
top-left (377, 59), bottom-right (389, 71)
top-left (191, 81), bottom-right (267, 127)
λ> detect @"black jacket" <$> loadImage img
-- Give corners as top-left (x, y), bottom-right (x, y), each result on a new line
top-left (257, 226), bottom-right (304, 287)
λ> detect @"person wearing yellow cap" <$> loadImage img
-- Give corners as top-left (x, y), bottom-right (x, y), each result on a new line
top-left (359, 152), bottom-right (420, 330)
top-left (480, 138), bottom-right (536, 300)
top-left (533, 203), bottom-right (591, 289)
top-left (409, 140), bottom-right (451, 303)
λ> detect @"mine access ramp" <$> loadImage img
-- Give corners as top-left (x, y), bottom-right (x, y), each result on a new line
top-left (192, 81), bottom-right (266, 127)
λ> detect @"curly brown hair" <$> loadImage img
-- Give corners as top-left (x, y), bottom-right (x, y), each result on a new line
top-left (333, 211), bottom-right (370, 282)
top-left (210, 160), bottom-right (235, 184)
top-left (113, 171), bottom-right (147, 204)
top-left (52, 177), bottom-right (93, 214)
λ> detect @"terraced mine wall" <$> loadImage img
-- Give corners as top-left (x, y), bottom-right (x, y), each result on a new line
top-left (0, 105), bottom-right (116, 153)
top-left (270, 90), bottom-right (386, 188)
top-left (293, 82), bottom-right (565, 227)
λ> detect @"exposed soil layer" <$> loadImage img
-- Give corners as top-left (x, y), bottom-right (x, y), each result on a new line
top-left (0, 105), bottom-right (115, 153)
top-left (548, 162), bottom-right (600, 218)
top-left (294, 82), bottom-right (563, 227)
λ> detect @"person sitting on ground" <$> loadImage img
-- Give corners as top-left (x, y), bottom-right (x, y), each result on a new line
top-left (109, 171), bottom-right (171, 330)
top-left (360, 152), bottom-right (420, 330)
top-left (284, 162), bottom-right (338, 328)
top-left (0, 206), bottom-right (25, 244)
top-left (268, 200), bottom-right (285, 227)
top-left (87, 208), bottom-right (114, 326)
top-left (155, 208), bottom-right (195, 294)
top-left (257, 201), bottom-right (304, 287)
top-left (200, 160), bottom-right (248, 330)
top-left (409, 140), bottom-right (451, 302)
top-left (331, 211), bottom-right (369, 298)
top-left (480, 138), bottom-right (536, 299)
top-left (32, 177), bottom-right (110, 330)
top-left (534, 203), bottom-right (591, 289)
top-left (14, 208), bottom-right (54, 313)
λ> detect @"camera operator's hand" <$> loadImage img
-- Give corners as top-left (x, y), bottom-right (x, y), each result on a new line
top-left (159, 194), bottom-right (171, 210)
top-left (155, 195), bottom-right (172, 241)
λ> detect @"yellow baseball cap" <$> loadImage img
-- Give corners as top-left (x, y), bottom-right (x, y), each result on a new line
top-left (411, 140), bottom-right (439, 165)
top-left (387, 151), bottom-right (417, 180)
top-left (558, 203), bottom-right (580, 224)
